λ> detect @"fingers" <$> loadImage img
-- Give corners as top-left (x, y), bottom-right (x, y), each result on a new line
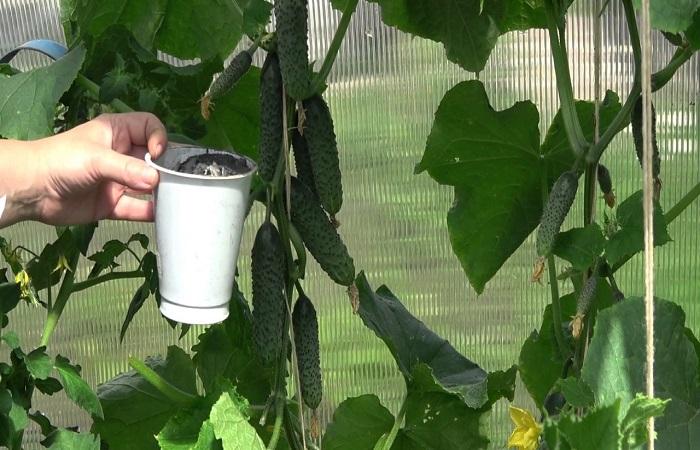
top-left (99, 112), bottom-right (168, 159)
top-left (108, 196), bottom-right (154, 222)
top-left (92, 150), bottom-right (159, 191)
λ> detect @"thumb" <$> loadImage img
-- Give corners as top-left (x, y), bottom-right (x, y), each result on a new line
top-left (93, 150), bottom-right (159, 190)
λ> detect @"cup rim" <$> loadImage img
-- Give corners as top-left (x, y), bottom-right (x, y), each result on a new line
top-left (145, 146), bottom-right (257, 181)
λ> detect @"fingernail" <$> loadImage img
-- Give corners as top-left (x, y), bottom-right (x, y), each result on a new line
top-left (141, 166), bottom-right (158, 186)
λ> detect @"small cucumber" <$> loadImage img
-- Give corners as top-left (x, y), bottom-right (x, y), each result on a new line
top-left (632, 96), bottom-right (661, 198)
top-left (572, 274), bottom-right (598, 340)
top-left (536, 171), bottom-right (578, 257)
top-left (251, 222), bottom-right (287, 366)
top-left (292, 125), bottom-right (317, 195)
top-left (201, 49), bottom-right (253, 119)
top-left (290, 178), bottom-right (355, 286)
top-left (258, 52), bottom-right (284, 182)
top-left (596, 164), bottom-right (616, 208)
top-left (302, 95), bottom-right (343, 216)
top-left (292, 293), bottom-right (322, 410)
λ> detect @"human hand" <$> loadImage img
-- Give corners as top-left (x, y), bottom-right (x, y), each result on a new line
top-left (0, 112), bottom-right (167, 227)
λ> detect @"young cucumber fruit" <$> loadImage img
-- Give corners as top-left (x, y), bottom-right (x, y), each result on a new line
top-left (201, 49), bottom-right (253, 119)
top-left (536, 171), bottom-right (579, 257)
top-left (572, 274), bottom-right (598, 340)
top-left (251, 222), bottom-right (287, 367)
top-left (597, 164), bottom-right (616, 208)
top-left (290, 177), bottom-right (355, 286)
top-left (292, 126), bottom-right (317, 195)
top-left (302, 95), bottom-right (343, 216)
top-left (631, 96), bottom-right (662, 198)
top-left (274, 0), bottom-right (311, 101)
top-left (292, 293), bottom-right (322, 410)
top-left (258, 52), bottom-right (284, 183)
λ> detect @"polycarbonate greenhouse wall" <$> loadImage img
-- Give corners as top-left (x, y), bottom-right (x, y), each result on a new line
top-left (1, 0), bottom-right (699, 447)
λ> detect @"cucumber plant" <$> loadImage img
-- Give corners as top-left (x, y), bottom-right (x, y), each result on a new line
top-left (1, 0), bottom-right (699, 449)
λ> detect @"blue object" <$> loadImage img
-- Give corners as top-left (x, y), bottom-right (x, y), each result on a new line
top-left (0, 39), bottom-right (68, 64)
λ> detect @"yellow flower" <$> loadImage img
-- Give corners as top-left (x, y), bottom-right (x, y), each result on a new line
top-left (53, 254), bottom-right (72, 273)
top-left (14, 270), bottom-right (32, 300)
top-left (508, 405), bottom-right (542, 450)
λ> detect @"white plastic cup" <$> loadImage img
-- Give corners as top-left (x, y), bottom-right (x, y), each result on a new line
top-left (145, 144), bottom-right (256, 325)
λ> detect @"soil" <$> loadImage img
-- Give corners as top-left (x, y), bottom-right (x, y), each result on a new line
top-left (176, 152), bottom-right (251, 177)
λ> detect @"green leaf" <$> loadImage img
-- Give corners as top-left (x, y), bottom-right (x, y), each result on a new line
top-left (46, 429), bottom-right (100, 450)
top-left (192, 284), bottom-right (269, 404)
top-left (74, 0), bottom-right (271, 60)
top-left (199, 67), bottom-right (261, 160)
top-left (632, 0), bottom-right (700, 33)
top-left (553, 223), bottom-right (606, 272)
top-left (209, 391), bottom-right (265, 450)
top-left (193, 420), bottom-right (220, 450)
top-left (120, 282), bottom-right (150, 342)
top-left (156, 0), bottom-right (271, 60)
top-left (416, 81), bottom-right (620, 293)
top-left (484, 365), bottom-right (517, 408)
top-left (554, 401), bottom-right (622, 450)
top-left (605, 191), bottom-right (671, 267)
top-left (519, 293), bottom-right (576, 409)
top-left (55, 355), bottom-right (103, 419)
top-left (396, 385), bottom-right (489, 449)
top-left (92, 346), bottom-right (197, 450)
top-left (0, 46), bottom-right (85, 140)
top-left (620, 395), bottom-right (669, 449)
top-left (321, 395), bottom-right (394, 450)
top-left (156, 400), bottom-right (212, 450)
top-left (365, 0), bottom-right (569, 72)
top-left (1, 331), bottom-right (20, 349)
top-left (0, 282), bottom-right (21, 320)
top-left (24, 347), bottom-right (53, 380)
top-left (35, 377), bottom-right (63, 396)
top-left (355, 272), bottom-right (488, 408)
top-left (686, 10), bottom-right (700, 48)
top-left (556, 377), bottom-right (594, 408)
top-left (581, 297), bottom-right (699, 449)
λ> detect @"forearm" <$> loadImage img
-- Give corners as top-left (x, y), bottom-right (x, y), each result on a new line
top-left (0, 139), bottom-right (42, 228)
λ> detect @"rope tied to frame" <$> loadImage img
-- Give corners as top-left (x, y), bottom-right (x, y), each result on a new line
top-left (639, 0), bottom-right (656, 448)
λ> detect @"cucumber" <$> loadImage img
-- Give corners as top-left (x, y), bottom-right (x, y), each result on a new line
top-left (251, 222), bottom-right (287, 366)
top-left (258, 52), bottom-right (284, 182)
top-left (596, 164), bottom-right (616, 208)
top-left (631, 96), bottom-right (661, 198)
top-left (302, 95), bottom-right (342, 215)
top-left (536, 171), bottom-right (578, 257)
top-left (274, 0), bottom-right (311, 101)
top-left (201, 49), bottom-right (253, 119)
top-left (292, 127), bottom-right (317, 195)
top-left (572, 274), bottom-right (597, 340)
top-left (292, 293), bottom-right (322, 410)
top-left (290, 178), bottom-right (355, 286)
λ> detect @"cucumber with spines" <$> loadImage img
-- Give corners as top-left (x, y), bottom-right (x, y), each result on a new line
top-left (251, 222), bottom-right (287, 366)
top-left (274, 0), bottom-right (311, 100)
top-left (536, 171), bottom-right (579, 257)
top-left (201, 49), bottom-right (253, 119)
top-left (292, 293), bottom-right (322, 410)
top-left (292, 127), bottom-right (316, 195)
top-left (258, 52), bottom-right (284, 182)
top-left (632, 96), bottom-right (662, 198)
top-left (290, 178), bottom-right (355, 286)
top-left (302, 95), bottom-right (343, 215)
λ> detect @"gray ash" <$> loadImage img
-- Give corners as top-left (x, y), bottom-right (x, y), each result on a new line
top-left (177, 152), bottom-right (250, 177)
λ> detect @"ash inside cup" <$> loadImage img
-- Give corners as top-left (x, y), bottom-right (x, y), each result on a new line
top-left (177, 152), bottom-right (251, 177)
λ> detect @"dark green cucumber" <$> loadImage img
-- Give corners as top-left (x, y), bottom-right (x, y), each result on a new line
top-left (292, 127), bottom-right (317, 195)
top-left (274, 0), bottom-right (311, 100)
top-left (258, 52), bottom-right (284, 182)
top-left (201, 50), bottom-right (253, 119)
top-left (536, 171), bottom-right (579, 257)
top-left (631, 96), bottom-right (661, 179)
top-left (597, 164), bottom-right (615, 208)
top-left (292, 293), bottom-right (322, 410)
top-left (290, 178), bottom-right (355, 286)
top-left (302, 95), bottom-right (342, 215)
top-left (576, 274), bottom-right (597, 318)
top-left (251, 222), bottom-right (287, 366)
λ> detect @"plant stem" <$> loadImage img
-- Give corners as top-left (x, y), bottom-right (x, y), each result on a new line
top-left (40, 252), bottom-right (79, 346)
top-left (543, 0), bottom-right (588, 156)
top-left (311, 0), bottom-right (360, 94)
top-left (128, 356), bottom-right (197, 404)
top-left (267, 395), bottom-right (286, 450)
top-left (71, 270), bottom-right (143, 293)
top-left (379, 397), bottom-right (407, 450)
top-left (75, 74), bottom-right (134, 113)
